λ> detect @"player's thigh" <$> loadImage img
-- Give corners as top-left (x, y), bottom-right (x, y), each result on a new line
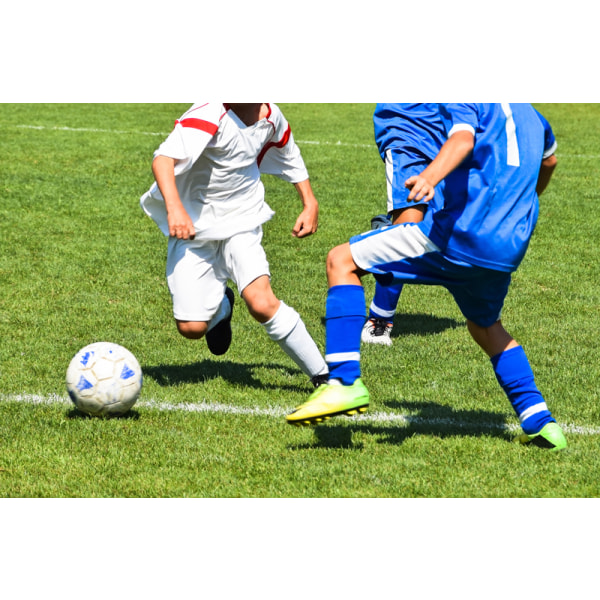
top-left (222, 227), bottom-right (271, 294)
top-left (166, 237), bottom-right (228, 322)
top-left (350, 222), bottom-right (441, 280)
top-left (385, 149), bottom-right (430, 213)
top-left (447, 269), bottom-right (512, 328)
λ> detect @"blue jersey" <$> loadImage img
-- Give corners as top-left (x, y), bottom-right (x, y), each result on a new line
top-left (425, 103), bottom-right (551, 273)
top-left (373, 103), bottom-right (447, 161)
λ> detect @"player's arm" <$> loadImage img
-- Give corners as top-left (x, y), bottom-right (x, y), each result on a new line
top-left (534, 108), bottom-right (557, 195)
top-left (536, 153), bottom-right (557, 195)
top-left (152, 155), bottom-right (196, 240)
top-left (405, 129), bottom-right (475, 201)
top-left (291, 178), bottom-right (319, 238)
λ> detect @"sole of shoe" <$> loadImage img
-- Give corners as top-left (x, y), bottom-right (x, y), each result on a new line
top-left (287, 405), bottom-right (368, 427)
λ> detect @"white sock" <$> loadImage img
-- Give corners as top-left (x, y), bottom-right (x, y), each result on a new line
top-left (262, 302), bottom-right (328, 378)
top-left (206, 292), bottom-right (231, 333)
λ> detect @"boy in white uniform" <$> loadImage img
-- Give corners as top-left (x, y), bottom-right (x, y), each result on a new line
top-left (141, 103), bottom-right (328, 386)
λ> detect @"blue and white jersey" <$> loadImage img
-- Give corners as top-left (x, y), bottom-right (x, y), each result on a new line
top-left (373, 103), bottom-right (447, 161)
top-left (425, 103), bottom-right (550, 273)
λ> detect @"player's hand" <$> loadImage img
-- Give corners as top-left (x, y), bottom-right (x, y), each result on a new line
top-left (292, 207), bottom-right (318, 238)
top-left (405, 175), bottom-right (435, 202)
top-left (167, 207), bottom-right (196, 240)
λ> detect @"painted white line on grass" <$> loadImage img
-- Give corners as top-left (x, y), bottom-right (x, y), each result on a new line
top-left (16, 124), bottom-right (166, 136)
top-left (11, 124), bottom-right (599, 157)
top-left (14, 124), bottom-right (374, 149)
top-left (2, 392), bottom-right (599, 436)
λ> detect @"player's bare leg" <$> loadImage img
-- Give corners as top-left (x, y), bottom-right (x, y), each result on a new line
top-left (287, 243), bottom-right (370, 425)
top-left (175, 320), bottom-right (208, 339)
top-left (175, 287), bottom-right (235, 356)
top-left (243, 275), bottom-right (328, 385)
top-left (467, 319), bottom-right (566, 451)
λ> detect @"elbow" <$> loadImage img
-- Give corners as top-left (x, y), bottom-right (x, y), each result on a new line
top-left (152, 155), bottom-right (176, 179)
top-left (543, 154), bottom-right (557, 171)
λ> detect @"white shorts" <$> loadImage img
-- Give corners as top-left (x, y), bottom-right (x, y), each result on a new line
top-left (166, 227), bottom-right (270, 322)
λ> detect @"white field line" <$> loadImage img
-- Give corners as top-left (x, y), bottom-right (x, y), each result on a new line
top-left (13, 124), bottom-right (374, 149)
top-left (2, 392), bottom-right (599, 436)
top-left (16, 124), bottom-right (165, 137)
top-left (12, 124), bottom-right (598, 158)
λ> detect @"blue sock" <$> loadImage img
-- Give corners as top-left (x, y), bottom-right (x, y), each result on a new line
top-left (369, 282), bottom-right (403, 322)
top-left (491, 346), bottom-right (555, 434)
top-left (325, 285), bottom-right (366, 385)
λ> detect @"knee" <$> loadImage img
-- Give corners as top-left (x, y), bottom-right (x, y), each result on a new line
top-left (467, 319), bottom-right (517, 357)
top-left (245, 293), bottom-right (280, 323)
top-left (176, 320), bottom-right (208, 340)
top-left (326, 244), bottom-right (345, 275)
top-left (326, 243), bottom-right (357, 280)
top-left (241, 276), bottom-right (280, 323)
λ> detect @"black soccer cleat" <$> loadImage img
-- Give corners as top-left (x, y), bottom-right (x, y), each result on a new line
top-left (206, 287), bottom-right (235, 356)
top-left (310, 373), bottom-right (330, 389)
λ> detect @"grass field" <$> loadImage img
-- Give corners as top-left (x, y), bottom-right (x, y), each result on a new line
top-left (1, 103), bottom-right (599, 501)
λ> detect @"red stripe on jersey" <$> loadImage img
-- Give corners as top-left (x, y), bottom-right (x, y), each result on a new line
top-left (175, 118), bottom-right (219, 136)
top-left (257, 124), bottom-right (292, 167)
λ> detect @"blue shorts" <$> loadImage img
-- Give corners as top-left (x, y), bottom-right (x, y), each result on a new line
top-left (350, 223), bottom-right (512, 328)
top-left (384, 148), bottom-right (445, 214)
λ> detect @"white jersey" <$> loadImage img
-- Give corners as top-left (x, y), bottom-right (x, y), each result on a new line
top-left (140, 103), bottom-right (310, 240)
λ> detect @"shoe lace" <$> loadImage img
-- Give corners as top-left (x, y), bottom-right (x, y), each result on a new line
top-left (371, 319), bottom-right (389, 336)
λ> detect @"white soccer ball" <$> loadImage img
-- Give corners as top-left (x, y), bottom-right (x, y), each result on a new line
top-left (66, 342), bottom-right (143, 417)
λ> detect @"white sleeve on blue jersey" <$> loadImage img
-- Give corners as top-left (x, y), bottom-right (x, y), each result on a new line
top-left (534, 109), bottom-right (557, 159)
top-left (439, 103), bottom-right (479, 138)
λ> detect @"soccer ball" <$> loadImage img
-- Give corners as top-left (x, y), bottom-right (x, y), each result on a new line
top-left (66, 342), bottom-right (143, 417)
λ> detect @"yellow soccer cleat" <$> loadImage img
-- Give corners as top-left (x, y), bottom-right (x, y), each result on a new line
top-left (515, 422), bottom-right (567, 451)
top-left (286, 378), bottom-right (370, 426)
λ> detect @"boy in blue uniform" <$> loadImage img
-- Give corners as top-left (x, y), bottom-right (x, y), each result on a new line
top-left (362, 104), bottom-right (447, 345)
top-left (364, 104), bottom-right (557, 346)
top-left (287, 103), bottom-right (566, 451)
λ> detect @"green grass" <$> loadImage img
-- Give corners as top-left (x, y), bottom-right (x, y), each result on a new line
top-left (1, 103), bottom-right (599, 498)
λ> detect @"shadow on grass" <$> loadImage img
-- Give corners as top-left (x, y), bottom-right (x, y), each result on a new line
top-left (143, 360), bottom-right (306, 392)
top-left (391, 313), bottom-right (464, 337)
top-left (289, 398), bottom-right (512, 450)
top-left (67, 408), bottom-right (141, 420)
top-left (319, 312), bottom-right (464, 337)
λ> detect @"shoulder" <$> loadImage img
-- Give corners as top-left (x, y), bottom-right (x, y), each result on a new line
top-left (266, 103), bottom-right (285, 121)
top-left (264, 103), bottom-right (292, 143)
top-left (265, 104), bottom-right (290, 130)
top-left (175, 103), bottom-right (227, 134)
top-left (182, 103), bottom-right (226, 121)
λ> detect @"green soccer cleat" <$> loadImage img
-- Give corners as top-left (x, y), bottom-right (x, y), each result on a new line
top-left (516, 422), bottom-right (567, 451)
top-left (286, 378), bottom-right (370, 426)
